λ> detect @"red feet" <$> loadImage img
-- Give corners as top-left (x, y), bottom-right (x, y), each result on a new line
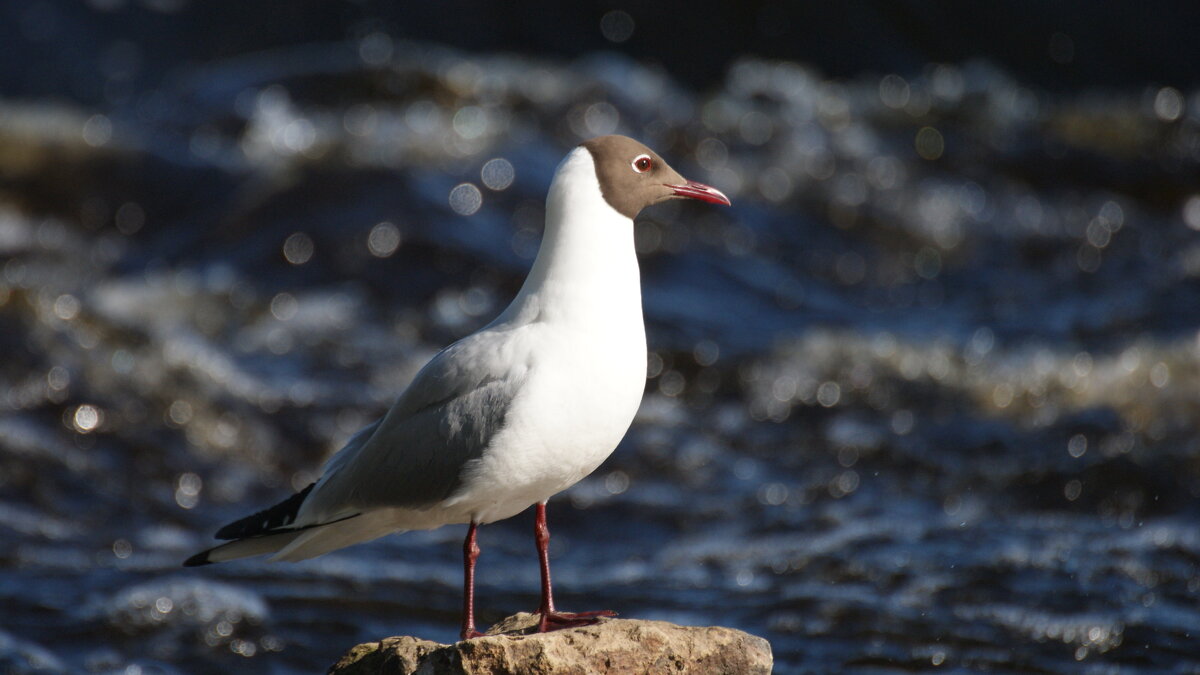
top-left (456, 503), bottom-right (617, 640)
top-left (531, 502), bottom-right (616, 633)
top-left (536, 609), bottom-right (617, 633)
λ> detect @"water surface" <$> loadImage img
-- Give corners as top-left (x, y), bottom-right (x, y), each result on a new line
top-left (2, 38), bottom-right (1200, 674)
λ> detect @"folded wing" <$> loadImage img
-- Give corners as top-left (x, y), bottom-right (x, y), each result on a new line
top-left (184, 328), bottom-right (530, 566)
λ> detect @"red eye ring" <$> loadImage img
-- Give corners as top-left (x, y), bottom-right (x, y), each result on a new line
top-left (631, 154), bottom-right (653, 173)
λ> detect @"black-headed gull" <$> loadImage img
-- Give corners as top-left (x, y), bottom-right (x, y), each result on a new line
top-left (185, 135), bottom-right (731, 639)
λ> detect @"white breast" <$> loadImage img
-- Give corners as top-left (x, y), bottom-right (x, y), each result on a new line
top-left (444, 147), bottom-right (648, 524)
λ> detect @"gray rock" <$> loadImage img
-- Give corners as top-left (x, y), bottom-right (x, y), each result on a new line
top-left (328, 613), bottom-right (773, 674)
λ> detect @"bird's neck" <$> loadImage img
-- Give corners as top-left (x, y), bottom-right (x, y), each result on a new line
top-left (501, 149), bottom-right (643, 328)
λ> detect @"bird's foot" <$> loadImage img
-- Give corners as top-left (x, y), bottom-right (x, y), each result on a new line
top-left (536, 609), bottom-right (617, 633)
top-left (459, 628), bottom-right (486, 641)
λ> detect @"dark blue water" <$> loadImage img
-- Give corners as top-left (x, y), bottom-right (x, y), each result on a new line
top-left (3, 37), bottom-right (1200, 674)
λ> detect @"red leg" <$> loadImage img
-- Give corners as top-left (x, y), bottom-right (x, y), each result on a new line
top-left (534, 501), bottom-right (616, 633)
top-left (535, 501), bottom-right (556, 616)
top-left (460, 521), bottom-right (485, 640)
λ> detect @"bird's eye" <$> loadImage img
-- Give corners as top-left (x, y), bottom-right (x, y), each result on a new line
top-left (631, 155), bottom-right (653, 173)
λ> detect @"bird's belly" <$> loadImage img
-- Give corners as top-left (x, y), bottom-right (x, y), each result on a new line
top-left (448, 330), bottom-right (646, 524)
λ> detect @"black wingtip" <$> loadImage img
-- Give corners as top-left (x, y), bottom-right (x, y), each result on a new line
top-left (183, 551), bottom-right (213, 567)
top-left (215, 483), bottom-right (316, 540)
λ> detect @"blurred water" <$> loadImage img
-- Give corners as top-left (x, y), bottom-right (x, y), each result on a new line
top-left (2, 37), bottom-right (1200, 674)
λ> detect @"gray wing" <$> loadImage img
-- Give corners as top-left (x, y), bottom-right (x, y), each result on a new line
top-left (299, 330), bottom-right (529, 523)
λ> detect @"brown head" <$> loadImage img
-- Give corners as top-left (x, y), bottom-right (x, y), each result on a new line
top-left (580, 135), bottom-right (731, 219)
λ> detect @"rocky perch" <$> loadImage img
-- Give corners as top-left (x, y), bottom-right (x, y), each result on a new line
top-left (328, 613), bottom-right (773, 674)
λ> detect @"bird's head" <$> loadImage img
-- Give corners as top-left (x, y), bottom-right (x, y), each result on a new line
top-left (581, 135), bottom-right (731, 219)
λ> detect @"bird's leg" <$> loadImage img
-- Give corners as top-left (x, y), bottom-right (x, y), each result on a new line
top-left (534, 501), bottom-right (556, 616)
top-left (460, 521), bottom-right (485, 640)
top-left (533, 501), bottom-right (616, 633)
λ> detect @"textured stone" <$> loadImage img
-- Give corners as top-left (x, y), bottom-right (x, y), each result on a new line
top-left (327, 613), bottom-right (773, 675)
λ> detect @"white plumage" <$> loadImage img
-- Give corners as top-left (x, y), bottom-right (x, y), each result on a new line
top-left (185, 135), bottom-right (729, 638)
top-left (190, 144), bottom-right (645, 564)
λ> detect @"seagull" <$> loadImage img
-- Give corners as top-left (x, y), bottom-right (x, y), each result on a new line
top-left (184, 135), bottom-right (730, 640)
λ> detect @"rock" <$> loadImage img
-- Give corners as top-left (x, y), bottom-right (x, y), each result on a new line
top-left (327, 613), bottom-right (773, 675)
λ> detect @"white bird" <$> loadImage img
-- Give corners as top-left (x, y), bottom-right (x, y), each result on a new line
top-left (184, 135), bottom-right (730, 639)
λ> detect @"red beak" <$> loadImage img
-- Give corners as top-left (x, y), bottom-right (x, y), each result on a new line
top-left (668, 181), bottom-right (731, 206)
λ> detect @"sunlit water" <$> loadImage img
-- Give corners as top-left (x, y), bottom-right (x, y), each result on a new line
top-left (2, 37), bottom-right (1200, 674)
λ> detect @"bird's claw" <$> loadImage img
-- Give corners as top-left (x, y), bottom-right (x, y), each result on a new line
top-left (536, 609), bottom-right (617, 633)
